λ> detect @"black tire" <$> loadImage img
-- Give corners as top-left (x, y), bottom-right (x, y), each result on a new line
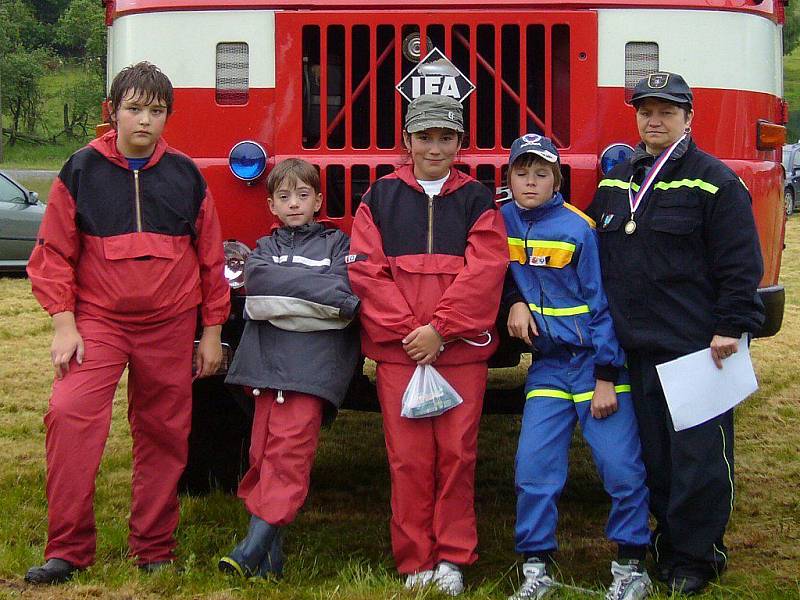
top-left (179, 376), bottom-right (253, 495)
top-left (785, 187), bottom-right (795, 217)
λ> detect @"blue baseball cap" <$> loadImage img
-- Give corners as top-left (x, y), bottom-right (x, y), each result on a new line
top-left (508, 134), bottom-right (560, 166)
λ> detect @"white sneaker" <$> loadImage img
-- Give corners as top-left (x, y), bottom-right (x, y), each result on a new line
top-left (433, 561), bottom-right (464, 596)
top-left (508, 561), bottom-right (556, 600)
top-left (606, 561), bottom-right (652, 600)
top-left (404, 569), bottom-right (435, 589)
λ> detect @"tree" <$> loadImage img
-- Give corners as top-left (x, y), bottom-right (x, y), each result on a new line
top-left (55, 0), bottom-right (106, 61)
top-left (59, 71), bottom-right (104, 138)
top-left (785, 2), bottom-right (800, 55)
top-left (1, 48), bottom-right (48, 143)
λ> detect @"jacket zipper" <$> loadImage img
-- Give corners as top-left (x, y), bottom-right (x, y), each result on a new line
top-left (525, 219), bottom-right (554, 342)
top-left (427, 195), bottom-right (435, 254)
top-left (133, 170), bottom-right (143, 232)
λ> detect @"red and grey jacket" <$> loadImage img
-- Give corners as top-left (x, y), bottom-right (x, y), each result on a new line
top-left (27, 130), bottom-right (230, 326)
top-left (347, 164), bottom-right (508, 365)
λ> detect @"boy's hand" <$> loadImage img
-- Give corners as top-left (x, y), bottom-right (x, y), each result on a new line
top-left (403, 324), bottom-right (443, 365)
top-left (51, 311), bottom-right (84, 380)
top-left (195, 325), bottom-right (223, 378)
top-left (591, 379), bottom-right (618, 419)
top-left (710, 334), bottom-right (739, 370)
top-left (507, 302), bottom-right (538, 346)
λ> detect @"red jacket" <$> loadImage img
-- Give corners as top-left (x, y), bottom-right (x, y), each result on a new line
top-left (27, 130), bottom-right (230, 326)
top-left (348, 165), bottom-right (508, 365)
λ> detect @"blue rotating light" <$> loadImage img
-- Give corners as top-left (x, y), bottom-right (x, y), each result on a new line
top-left (600, 143), bottom-right (635, 176)
top-left (229, 141), bottom-right (268, 181)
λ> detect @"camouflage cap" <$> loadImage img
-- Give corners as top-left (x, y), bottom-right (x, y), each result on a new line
top-left (404, 94), bottom-right (464, 133)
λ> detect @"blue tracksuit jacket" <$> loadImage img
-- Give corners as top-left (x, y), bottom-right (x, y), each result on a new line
top-left (501, 193), bottom-right (624, 381)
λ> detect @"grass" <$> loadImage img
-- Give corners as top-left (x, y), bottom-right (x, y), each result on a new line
top-left (0, 223), bottom-right (799, 599)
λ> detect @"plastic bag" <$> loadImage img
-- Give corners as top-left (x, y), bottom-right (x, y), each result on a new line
top-left (401, 365), bottom-right (464, 419)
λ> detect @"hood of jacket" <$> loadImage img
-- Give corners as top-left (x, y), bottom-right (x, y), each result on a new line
top-left (88, 129), bottom-right (170, 171)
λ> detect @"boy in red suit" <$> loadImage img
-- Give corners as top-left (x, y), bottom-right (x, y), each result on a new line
top-left (25, 61), bottom-right (230, 584)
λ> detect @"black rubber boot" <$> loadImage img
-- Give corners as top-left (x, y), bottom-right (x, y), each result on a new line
top-left (256, 527), bottom-right (284, 579)
top-left (24, 558), bottom-right (78, 585)
top-left (218, 515), bottom-right (278, 577)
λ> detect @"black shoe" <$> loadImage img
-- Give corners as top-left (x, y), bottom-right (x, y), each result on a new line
top-left (139, 560), bottom-right (174, 573)
top-left (24, 559), bottom-right (78, 585)
top-left (654, 559), bottom-right (673, 583)
top-left (669, 568), bottom-right (711, 596)
top-left (256, 527), bottom-right (284, 579)
top-left (218, 515), bottom-right (278, 577)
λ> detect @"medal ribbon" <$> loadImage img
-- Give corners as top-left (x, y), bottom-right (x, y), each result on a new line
top-left (628, 134), bottom-right (686, 217)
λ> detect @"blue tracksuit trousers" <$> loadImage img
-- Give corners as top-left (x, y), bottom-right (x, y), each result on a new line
top-left (515, 346), bottom-right (650, 554)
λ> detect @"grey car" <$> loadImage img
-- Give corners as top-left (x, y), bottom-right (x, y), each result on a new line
top-left (782, 143), bottom-right (800, 216)
top-left (0, 171), bottom-right (45, 272)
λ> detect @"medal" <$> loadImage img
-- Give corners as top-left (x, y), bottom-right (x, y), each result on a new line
top-left (627, 133), bottom-right (686, 228)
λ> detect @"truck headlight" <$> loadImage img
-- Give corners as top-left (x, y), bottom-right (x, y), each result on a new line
top-left (223, 240), bottom-right (252, 289)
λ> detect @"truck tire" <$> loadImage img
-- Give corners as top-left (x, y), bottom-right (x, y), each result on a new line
top-left (179, 376), bottom-right (253, 495)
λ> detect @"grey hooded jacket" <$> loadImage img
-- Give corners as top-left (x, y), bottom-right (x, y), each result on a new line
top-left (226, 222), bottom-right (360, 408)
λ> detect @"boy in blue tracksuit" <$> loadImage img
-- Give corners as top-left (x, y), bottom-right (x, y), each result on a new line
top-left (501, 135), bottom-right (652, 600)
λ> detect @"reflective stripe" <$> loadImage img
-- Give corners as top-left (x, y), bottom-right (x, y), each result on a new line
top-left (563, 202), bottom-right (596, 228)
top-left (528, 303), bottom-right (590, 316)
top-left (600, 177), bottom-right (719, 194)
top-left (508, 238), bottom-right (575, 267)
top-left (526, 384), bottom-right (631, 403)
top-left (653, 178), bottom-right (719, 194)
top-left (526, 388), bottom-right (573, 401)
top-left (597, 179), bottom-right (639, 192)
top-left (508, 238), bottom-right (576, 251)
top-left (720, 425), bottom-right (735, 513)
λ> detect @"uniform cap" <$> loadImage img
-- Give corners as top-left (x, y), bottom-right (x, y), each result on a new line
top-left (508, 134), bottom-right (560, 165)
top-left (405, 94), bottom-right (464, 133)
top-left (631, 72), bottom-right (693, 107)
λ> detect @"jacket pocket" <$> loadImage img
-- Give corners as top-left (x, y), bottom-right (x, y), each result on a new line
top-left (102, 232), bottom-right (181, 261)
top-left (390, 254), bottom-right (464, 323)
top-left (647, 216), bottom-right (702, 280)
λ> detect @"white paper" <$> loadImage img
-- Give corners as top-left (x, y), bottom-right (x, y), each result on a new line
top-left (655, 335), bottom-right (757, 431)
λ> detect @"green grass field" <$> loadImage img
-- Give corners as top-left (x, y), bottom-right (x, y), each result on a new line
top-left (0, 220), bottom-right (798, 598)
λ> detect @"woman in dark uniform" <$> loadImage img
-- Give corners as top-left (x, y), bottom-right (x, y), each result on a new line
top-left (588, 72), bottom-right (764, 596)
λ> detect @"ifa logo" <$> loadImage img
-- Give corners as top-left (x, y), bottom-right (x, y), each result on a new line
top-left (396, 47), bottom-right (476, 103)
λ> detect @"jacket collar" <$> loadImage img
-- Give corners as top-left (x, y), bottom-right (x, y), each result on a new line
top-left (514, 192), bottom-right (564, 221)
top-left (88, 129), bottom-right (169, 170)
top-left (270, 220), bottom-right (329, 238)
top-left (394, 163), bottom-right (474, 196)
top-left (631, 135), bottom-right (693, 167)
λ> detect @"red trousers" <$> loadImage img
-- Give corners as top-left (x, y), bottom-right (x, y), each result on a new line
top-left (43, 308), bottom-right (196, 568)
top-left (238, 390), bottom-right (324, 526)
top-left (376, 361), bottom-right (487, 574)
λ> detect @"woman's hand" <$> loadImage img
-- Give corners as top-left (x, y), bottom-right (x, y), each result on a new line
top-left (195, 325), bottom-right (223, 378)
top-left (591, 379), bottom-right (618, 419)
top-left (507, 302), bottom-right (538, 346)
top-left (710, 334), bottom-right (739, 370)
top-left (51, 312), bottom-right (84, 379)
top-left (403, 324), bottom-right (443, 365)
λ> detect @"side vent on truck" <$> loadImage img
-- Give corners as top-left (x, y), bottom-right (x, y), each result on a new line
top-left (624, 42), bottom-right (659, 103)
top-left (216, 42), bottom-right (250, 105)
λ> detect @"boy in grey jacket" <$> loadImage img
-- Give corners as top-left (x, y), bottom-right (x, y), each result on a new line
top-left (220, 158), bottom-right (360, 579)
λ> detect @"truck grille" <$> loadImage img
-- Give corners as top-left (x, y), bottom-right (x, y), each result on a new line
top-left (276, 11), bottom-right (592, 223)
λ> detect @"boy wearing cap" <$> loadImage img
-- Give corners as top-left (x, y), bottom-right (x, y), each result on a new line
top-left (502, 135), bottom-right (651, 600)
top-left (589, 73), bottom-right (763, 595)
top-left (348, 94), bottom-right (507, 595)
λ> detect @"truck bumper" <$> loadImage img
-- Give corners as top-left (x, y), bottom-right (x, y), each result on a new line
top-left (756, 285), bottom-right (784, 338)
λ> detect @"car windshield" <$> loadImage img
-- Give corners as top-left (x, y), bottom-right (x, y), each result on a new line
top-left (0, 175), bottom-right (27, 203)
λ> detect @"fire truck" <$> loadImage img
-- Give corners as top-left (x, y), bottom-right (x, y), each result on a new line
top-left (102, 0), bottom-right (787, 492)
